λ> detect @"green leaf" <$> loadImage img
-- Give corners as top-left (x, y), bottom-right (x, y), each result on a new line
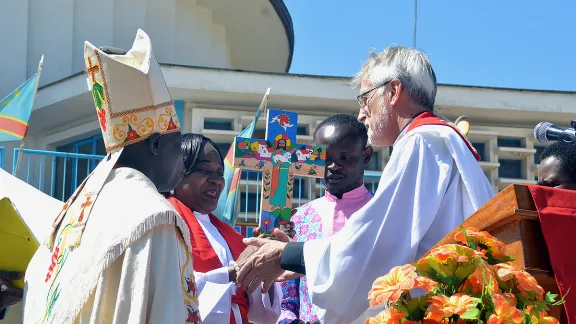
top-left (459, 225), bottom-right (476, 249)
top-left (545, 291), bottom-right (558, 303)
top-left (460, 307), bottom-right (481, 320)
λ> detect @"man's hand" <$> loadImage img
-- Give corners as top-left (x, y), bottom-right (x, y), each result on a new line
top-left (236, 238), bottom-right (286, 294)
top-left (0, 271), bottom-right (24, 310)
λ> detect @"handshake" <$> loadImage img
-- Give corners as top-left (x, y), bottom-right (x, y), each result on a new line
top-left (229, 227), bottom-right (302, 294)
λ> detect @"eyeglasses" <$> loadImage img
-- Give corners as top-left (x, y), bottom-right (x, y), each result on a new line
top-left (356, 80), bottom-right (391, 108)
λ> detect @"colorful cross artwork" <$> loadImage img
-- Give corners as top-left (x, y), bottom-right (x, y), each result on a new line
top-left (233, 109), bottom-right (326, 234)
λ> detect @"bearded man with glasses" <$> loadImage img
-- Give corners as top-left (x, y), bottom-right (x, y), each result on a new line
top-left (235, 46), bottom-right (496, 324)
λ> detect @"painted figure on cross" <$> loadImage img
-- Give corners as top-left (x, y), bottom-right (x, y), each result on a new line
top-left (233, 109), bottom-right (326, 234)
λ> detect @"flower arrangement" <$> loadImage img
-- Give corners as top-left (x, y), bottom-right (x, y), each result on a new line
top-left (365, 227), bottom-right (564, 324)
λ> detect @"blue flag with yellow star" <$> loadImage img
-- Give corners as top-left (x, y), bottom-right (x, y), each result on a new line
top-left (0, 72), bottom-right (41, 142)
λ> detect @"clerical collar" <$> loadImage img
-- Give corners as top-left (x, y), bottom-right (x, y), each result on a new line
top-left (394, 111), bottom-right (428, 147)
top-left (325, 184), bottom-right (370, 201)
top-left (195, 212), bottom-right (210, 222)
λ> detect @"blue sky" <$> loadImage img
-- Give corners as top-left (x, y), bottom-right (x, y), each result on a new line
top-left (284, 0), bottom-right (576, 92)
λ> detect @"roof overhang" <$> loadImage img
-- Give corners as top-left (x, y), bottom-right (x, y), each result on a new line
top-left (30, 65), bottom-right (576, 138)
top-left (196, 0), bottom-right (294, 72)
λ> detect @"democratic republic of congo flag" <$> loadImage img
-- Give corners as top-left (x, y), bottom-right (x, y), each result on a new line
top-left (212, 88), bottom-right (270, 226)
top-left (0, 66), bottom-right (42, 142)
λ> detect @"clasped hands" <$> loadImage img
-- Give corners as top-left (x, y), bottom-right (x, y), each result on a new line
top-left (232, 228), bottom-right (302, 294)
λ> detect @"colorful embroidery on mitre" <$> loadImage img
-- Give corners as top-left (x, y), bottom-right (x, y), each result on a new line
top-left (157, 106), bottom-right (180, 132)
top-left (86, 56), bottom-right (108, 132)
top-left (124, 124), bottom-right (141, 142)
top-left (167, 116), bottom-right (177, 131)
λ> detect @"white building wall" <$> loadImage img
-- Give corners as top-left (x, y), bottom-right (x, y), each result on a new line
top-left (0, 0), bottom-right (233, 97)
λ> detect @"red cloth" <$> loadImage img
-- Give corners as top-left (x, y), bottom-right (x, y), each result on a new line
top-left (527, 185), bottom-right (576, 323)
top-left (168, 197), bottom-right (250, 324)
top-left (406, 111), bottom-right (481, 161)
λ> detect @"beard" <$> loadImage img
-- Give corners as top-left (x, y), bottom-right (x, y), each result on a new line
top-left (368, 103), bottom-right (390, 147)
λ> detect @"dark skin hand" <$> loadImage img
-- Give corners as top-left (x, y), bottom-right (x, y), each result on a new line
top-left (0, 271), bottom-right (24, 310)
top-left (314, 124), bottom-right (373, 199)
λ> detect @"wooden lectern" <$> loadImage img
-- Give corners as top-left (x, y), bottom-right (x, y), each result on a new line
top-left (424, 184), bottom-right (567, 323)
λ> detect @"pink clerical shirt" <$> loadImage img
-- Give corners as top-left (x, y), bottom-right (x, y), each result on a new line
top-left (311, 184), bottom-right (373, 237)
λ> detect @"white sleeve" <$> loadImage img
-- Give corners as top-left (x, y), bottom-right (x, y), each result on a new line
top-left (194, 267), bottom-right (230, 293)
top-left (247, 282), bottom-right (282, 323)
top-left (303, 134), bottom-right (453, 323)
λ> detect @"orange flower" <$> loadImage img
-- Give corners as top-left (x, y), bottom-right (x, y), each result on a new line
top-left (496, 263), bottom-right (545, 297)
top-left (525, 306), bottom-right (560, 324)
top-left (422, 244), bottom-right (485, 264)
top-left (415, 276), bottom-right (438, 292)
top-left (460, 262), bottom-right (499, 295)
top-left (455, 227), bottom-right (507, 259)
top-left (487, 293), bottom-right (523, 324)
top-left (425, 293), bottom-right (480, 321)
top-left (540, 316), bottom-right (560, 324)
top-left (368, 265), bottom-right (436, 306)
top-left (364, 308), bottom-right (405, 324)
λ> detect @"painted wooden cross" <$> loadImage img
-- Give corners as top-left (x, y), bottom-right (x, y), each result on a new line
top-left (233, 109), bottom-right (326, 234)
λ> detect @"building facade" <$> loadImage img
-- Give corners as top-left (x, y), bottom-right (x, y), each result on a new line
top-left (1, 1), bottom-right (576, 322)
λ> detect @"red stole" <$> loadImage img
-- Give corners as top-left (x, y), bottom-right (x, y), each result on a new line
top-left (527, 185), bottom-right (576, 322)
top-left (406, 111), bottom-right (481, 161)
top-left (167, 197), bottom-right (250, 324)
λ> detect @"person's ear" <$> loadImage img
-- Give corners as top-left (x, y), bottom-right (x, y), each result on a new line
top-left (363, 146), bottom-right (373, 165)
top-left (389, 79), bottom-right (402, 106)
top-left (147, 133), bottom-right (162, 156)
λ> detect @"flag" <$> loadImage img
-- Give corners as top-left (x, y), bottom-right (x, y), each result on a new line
top-left (213, 88), bottom-right (270, 226)
top-left (0, 56), bottom-right (43, 142)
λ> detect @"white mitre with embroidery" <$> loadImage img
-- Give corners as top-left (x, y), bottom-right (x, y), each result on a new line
top-left (23, 30), bottom-right (200, 324)
top-left (84, 29), bottom-right (180, 152)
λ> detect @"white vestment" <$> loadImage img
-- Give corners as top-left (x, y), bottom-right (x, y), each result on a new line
top-left (303, 125), bottom-right (496, 323)
top-left (23, 168), bottom-right (201, 324)
top-left (194, 213), bottom-right (281, 323)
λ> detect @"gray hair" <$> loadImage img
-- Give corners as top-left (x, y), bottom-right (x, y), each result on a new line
top-left (351, 46), bottom-right (437, 110)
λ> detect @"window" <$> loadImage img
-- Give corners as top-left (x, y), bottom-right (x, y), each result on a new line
top-left (250, 128), bottom-right (266, 139)
top-left (471, 142), bottom-right (486, 161)
top-left (364, 177), bottom-right (379, 194)
top-left (497, 138), bottom-right (522, 148)
top-left (240, 170), bottom-right (261, 181)
top-left (365, 151), bottom-right (380, 171)
top-left (293, 178), bottom-right (306, 199)
top-left (534, 146), bottom-right (547, 164)
top-left (204, 119), bottom-right (233, 131)
top-left (55, 135), bottom-right (105, 200)
top-left (245, 226), bottom-right (255, 238)
top-left (240, 192), bottom-right (259, 212)
top-left (297, 125), bottom-right (308, 136)
top-left (498, 159), bottom-right (522, 179)
top-left (214, 142), bottom-right (231, 157)
top-left (233, 226), bottom-right (242, 233)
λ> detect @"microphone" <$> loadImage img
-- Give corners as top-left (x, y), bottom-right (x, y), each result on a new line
top-left (534, 122), bottom-right (576, 143)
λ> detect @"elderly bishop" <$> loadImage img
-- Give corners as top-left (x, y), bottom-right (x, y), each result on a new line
top-left (23, 30), bottom-right (201, 324)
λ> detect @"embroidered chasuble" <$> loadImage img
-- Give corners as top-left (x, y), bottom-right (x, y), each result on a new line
top-left (24, 168), bottom-right (200, 323)
top-left (299, 112), bottom-right (496, 323)
top-left (168, 197), bottom-right (281, 324)
top-left (279, 185), bottom-right (373, 323)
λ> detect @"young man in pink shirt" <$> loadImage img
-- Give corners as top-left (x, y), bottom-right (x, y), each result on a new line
top-left (278, 114), bottom-right (373, 324)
